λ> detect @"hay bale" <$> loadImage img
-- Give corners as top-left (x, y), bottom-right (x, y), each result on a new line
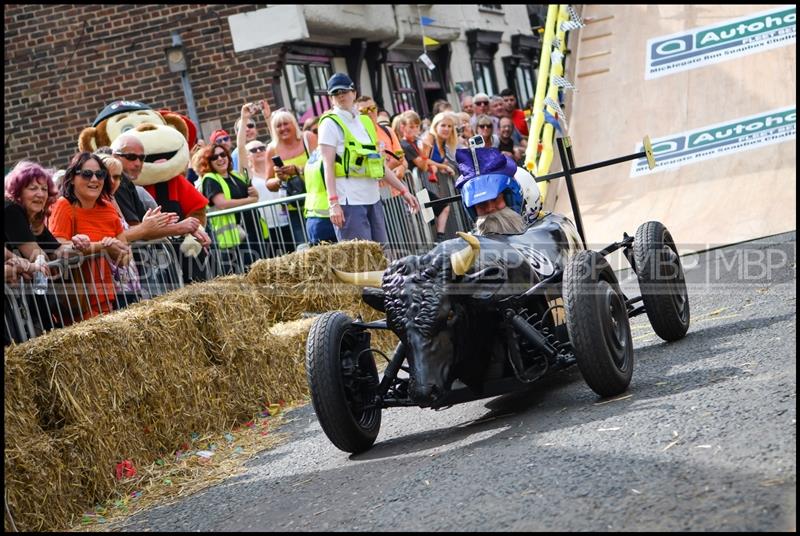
top-left (244, 240), bottom-right (389, 324)
top-left (3, 241), bottom-right (403, 531)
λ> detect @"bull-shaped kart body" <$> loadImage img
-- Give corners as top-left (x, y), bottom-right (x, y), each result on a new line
top-left (306, 137), bottom-right (691, 453)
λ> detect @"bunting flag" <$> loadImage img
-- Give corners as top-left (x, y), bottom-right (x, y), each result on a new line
top-left (560, 19), bottom-right (584, 32)
top-left (550, 49), bottom-right (564, 64)
top-left (423, 36), bottom-right (440, 47)
top-left (551, 75), bottom-right (576, 90)
top-left (568, 5), bottom-right (584, 26)
top-left (543, 110), bottom-right (563, 134)
top-left (420, 16), bottom-right (435, 26)
top-left (544, 97), bottom-right (569, 130)
top-left (551, 37), bottom-right (561, 49)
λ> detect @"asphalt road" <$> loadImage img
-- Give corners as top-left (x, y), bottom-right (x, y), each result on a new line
top-left (117, 232), bottom-right (796, 532)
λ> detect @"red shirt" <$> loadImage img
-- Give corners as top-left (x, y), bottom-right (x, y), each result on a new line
top-left (143, 175), bottom-right (208, 218)
top-left (48, 196), bottom-right (125, 319)
top-left (511, 109), bottom-right (529, 137)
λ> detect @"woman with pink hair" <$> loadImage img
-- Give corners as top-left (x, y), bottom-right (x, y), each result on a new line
top-left (4, 160), bottom-right (89, 264)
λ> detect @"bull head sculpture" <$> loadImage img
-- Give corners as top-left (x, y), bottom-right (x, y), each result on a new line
top-left (333, 233), bottom-right (481, 405)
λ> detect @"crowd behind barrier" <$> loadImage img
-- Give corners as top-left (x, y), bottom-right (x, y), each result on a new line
top-left (4, 172), bottom-right (472, 345)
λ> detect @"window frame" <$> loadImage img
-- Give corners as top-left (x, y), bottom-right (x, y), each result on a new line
top-left (282, 57), bottom-right (333, 125)
top-left (385, 61), bottom-right (422, 115)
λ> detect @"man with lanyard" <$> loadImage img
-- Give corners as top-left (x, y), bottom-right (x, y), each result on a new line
top-left (318, 73), bottom-right (419, 243)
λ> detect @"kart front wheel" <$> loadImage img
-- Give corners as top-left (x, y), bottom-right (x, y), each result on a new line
top-left (634, 221), bottom-right (690, 341)
top-left (564, 251), bottom-right (634, 397)
top-left (306, 311), bottom-right (381, 454)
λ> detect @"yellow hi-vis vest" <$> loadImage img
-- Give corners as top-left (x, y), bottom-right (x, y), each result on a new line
top-left (303, 112), bottom-right (385, 218)
top-left (202, 171), bottom-right (268, 248)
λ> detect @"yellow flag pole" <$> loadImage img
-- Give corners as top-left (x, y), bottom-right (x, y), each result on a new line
top-left (524, 5), bottom-right (560, 200)
top-left (535, 4), bottom-right (571, 189)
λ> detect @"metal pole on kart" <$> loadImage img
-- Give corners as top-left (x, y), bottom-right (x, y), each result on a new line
top-left (556, 136), bottom-right (586, 246)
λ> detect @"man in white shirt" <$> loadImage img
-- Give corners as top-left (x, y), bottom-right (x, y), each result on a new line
top-left (318, 73), bottom-right (419, 243)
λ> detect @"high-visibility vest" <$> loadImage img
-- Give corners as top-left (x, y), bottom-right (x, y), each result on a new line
top-left (303, 112), bottom-right (385, 218)
top-left (201, 171), bottom-right (268, 248)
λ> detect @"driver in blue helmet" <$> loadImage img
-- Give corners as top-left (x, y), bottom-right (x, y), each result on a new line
top-left (454, 139), bottom-right (542, 235)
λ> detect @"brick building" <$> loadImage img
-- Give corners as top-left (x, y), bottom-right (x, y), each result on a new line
top-left (4, 4), bottom-right (545, 172)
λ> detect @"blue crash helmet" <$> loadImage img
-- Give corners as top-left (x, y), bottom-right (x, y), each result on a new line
top-left (459, 173), bottom-right (523, 221)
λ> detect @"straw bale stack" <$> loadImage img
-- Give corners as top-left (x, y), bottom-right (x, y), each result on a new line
top-left (245, 240), bottom-right (389, 324)
top-left (4, 240), bottom-right (400, 531)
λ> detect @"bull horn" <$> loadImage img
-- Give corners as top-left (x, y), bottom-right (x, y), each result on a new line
top-left (331, 267), bottom-right (384, 288)
top-left (451, 232), bottom-right (480, 276)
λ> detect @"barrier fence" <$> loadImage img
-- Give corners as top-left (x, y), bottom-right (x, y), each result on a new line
top-left (5, 172), bottom-right (472, 345)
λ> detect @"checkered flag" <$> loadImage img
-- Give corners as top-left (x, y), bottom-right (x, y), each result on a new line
top-left (550, 49), bottom-right (564, 64)
top-left (551, 37), bottom-right (561, 49)
top-left (551, 75), bottom-right (576, 90)
top-left (544, 97), bottom-right (569, 131)
top-left (568, 6), bottom-right (584, 25)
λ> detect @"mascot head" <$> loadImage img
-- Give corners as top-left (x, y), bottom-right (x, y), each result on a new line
top-left (78, 100), bottom-right (191, 186)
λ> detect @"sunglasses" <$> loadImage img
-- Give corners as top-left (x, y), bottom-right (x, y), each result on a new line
top-left (248, 146), bottom-right (267, 154)
top-left (478, 123), bottom-right (492, 128)
top-left (246, 123), bottom-right (256, 129)
top-left (76, 169), bottom-right (108, 180)
top-left (210, 153), bottom-right (228, 162)
top-left (114, 152), bottom-right (145, 162)
top-left (359, 105), bottom-right (377, 114)
top-left (474, 101), bottom-right (489, 106)
top-left (214, 136), bottom-right (231, 144)
top-left (329, 89), bottom-right (350, 97)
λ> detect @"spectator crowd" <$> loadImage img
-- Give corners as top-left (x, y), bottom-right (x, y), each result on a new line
top-left (5, 71), bottom-right (532, 342)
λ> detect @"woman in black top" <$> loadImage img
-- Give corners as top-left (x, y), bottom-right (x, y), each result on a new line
top-left (196, 144), bottom-right (262, 273)
top-left (4, 160), bottom-right (89, 338)
top-left (4, 161), bottom-right (89, 263)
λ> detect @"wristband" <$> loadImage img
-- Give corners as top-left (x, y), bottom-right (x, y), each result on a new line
top-left (329, 201), bottom-right (340, 208)
top-left (328, 195), bottom-right (339, 201)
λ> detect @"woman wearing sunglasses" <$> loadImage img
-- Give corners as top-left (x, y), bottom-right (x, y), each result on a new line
top-left (197, 143), bottom-right (264, 272)
top-left (236, 104), bottom-right (294, 255)
top-left (48, 152), bottom-right (132, 321)
top-left (264, 109), bottom-right (316, 247)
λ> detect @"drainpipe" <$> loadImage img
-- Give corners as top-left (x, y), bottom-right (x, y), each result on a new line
top-left (387, 4), bottom-right (405, 50)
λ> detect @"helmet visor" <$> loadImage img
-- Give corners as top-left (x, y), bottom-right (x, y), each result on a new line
top-left (460, 174), bottom-right (515, 208)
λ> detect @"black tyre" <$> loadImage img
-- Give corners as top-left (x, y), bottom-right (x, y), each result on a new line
top-left (564, 251), bottom-right (634, 397)
top-left (306, 311), bottom-right (381, 453)
top-left (634, 221), bottom-right (690, 341)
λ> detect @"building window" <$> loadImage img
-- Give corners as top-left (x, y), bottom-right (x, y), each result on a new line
top-left (385, 62), bottom-right (421, 114)
top-left (472, 60), bottom-right (497, 96)
top-left (514, 64), bottom-right (534, 106)
top-left (478, 5), bottom-right (503, 13)
top-left (283, 61), bottom-right (332, 125)
top-left (466, 29), bottom-right (502, 97)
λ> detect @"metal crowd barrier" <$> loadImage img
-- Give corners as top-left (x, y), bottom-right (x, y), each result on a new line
top-left (204, 194), bottom-right (308, 277)
top-left (4, 239), bottom-right (183, 345)
top-left (5, 176), bottom-right (474, 345)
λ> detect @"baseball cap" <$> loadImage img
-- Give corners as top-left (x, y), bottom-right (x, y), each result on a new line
top-left (326, 73), bottom-right (355, 95)
top-left (210, 129), bottom-right (230, 144)
top-left (92, 100), bottom-right (151, 127)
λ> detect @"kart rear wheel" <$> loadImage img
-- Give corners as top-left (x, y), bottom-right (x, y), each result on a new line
top-left (634, 221), bottom-right (690, 341)
top-left (306, 311), bottom-right (381, 454)
top-left (564, 251), bottom-right (634, 397)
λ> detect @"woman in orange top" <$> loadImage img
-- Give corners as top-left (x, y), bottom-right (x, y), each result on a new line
top-left (48, 152), bottom-right (131, 320)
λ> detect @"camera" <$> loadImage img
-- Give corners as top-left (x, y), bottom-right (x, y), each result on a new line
top-left (248, 102), bottom-right (259, 114)
top-left (468, 135), bottom-right (486, 149)
top-left (271, 155), bottom-right (285, 168)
